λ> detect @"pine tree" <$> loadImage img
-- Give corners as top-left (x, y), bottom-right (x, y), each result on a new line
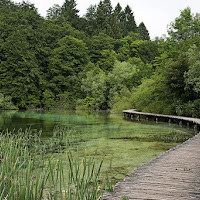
top-left (60, 0), bottom-right (80, 28)
top-left (123, 5), bottom-right (137, 36)
top-left (109, 12), bottom-right (122, 39)
top-left (138, 22), bottom-right (150, 40)
top-left (46, 4), bottom-right (61, 20)
top-left (84, 5), bottom-right (98, 36)
top-left (114, 3), bottom-right (123, 24)
top-left (96, 0), bottom-right (113, 35)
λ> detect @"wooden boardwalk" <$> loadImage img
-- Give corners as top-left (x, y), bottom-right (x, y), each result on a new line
top-left (102, 110), bottom-right (200, 200)
top-left (123, 109), bottom-right (200, 128)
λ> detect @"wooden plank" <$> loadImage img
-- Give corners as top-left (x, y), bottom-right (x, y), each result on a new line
top-left (102, 111), bottom-right (200, 200)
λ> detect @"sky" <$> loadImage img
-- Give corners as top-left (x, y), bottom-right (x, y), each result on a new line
top-left (13, 0), bottom-right (200, 39)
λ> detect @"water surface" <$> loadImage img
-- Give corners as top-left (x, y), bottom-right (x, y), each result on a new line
top-left (0, 110), bottom-right (195, 182)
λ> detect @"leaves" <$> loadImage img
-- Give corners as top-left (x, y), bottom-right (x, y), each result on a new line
top-left (185, 45), bottom-right (200, 93)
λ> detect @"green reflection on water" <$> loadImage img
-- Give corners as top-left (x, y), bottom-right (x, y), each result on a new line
top-left (0, 110), bottom-right (195, 183)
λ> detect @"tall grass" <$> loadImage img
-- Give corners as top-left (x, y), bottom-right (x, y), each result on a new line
top-left (0, 128), bottom-right (111, 200)
top-left (0, 129), bottom-right (48, 200)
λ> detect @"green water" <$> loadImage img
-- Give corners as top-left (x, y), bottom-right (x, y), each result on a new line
top-left (0, 110), bottom-right (195, 183)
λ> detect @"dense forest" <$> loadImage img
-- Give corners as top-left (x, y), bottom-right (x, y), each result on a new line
top-left (0, 0), bottom-right (200, 117)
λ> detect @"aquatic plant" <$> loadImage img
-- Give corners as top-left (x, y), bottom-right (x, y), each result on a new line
top-left (0, 128), bottom-right (111, 200)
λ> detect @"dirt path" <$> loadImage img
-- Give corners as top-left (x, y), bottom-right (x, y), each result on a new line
top-left (102, 112), bottom-right (200, 200)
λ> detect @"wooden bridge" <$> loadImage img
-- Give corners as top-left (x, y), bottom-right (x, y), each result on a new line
top-left (102, 110), bottom-right (200, 200)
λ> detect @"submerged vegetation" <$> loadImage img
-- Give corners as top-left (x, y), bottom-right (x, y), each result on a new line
top-left (0, 109), bottom-right (196, 199)
top-left (0, 128), bottom-right (110, 200)
top-left (1, 0), bottom-right (200, 117)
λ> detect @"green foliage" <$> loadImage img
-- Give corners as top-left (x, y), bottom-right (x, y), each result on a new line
top-left (131, 75), bottom-right (174, 114)
top-left (107, 60), bottom-right (153, 112)
top-left (181, 99), bottom-right (200, 118)
top-left (117, 33), bottom-right (140, 61)
top-left (168, 7), bottom-right (200, 41)
top-left (42, 90), bottom-right (55, 110)
top-left (159, 55), bottom-right (191, 103)
top-left (122, 5), bottom-right (137, 36)
top-left (184, 45), bottom-right (200, 93)
top-left (46, 4), bottom-right (61, 20)
top-left (96, 0), bottom-right (113, 35)
top-left (0, 27), bottom-right (42, 108)
top-left (138, 22), bottom-right (150, 40)
top-left (79, 59), bottom-right (154, 112)
top-left (49, 35), bottom-right (89, 95)
top-left (0, 93), bottom-right (17, 110)
top-left (117, 37), bottom-right (159, 64)
top-left (128, 57), bottom-right (154, 84)
top-left (87, 33), bottom-right (115, 64)
top-left (130, 40), bottom-right (159, 64)
top-left (0, 0), bottom-right (152, 110)
top-left (2, 1), bottom-right (200, 117)
top-left (56, 92), bottom-right (75, 110)
top-left (108, 61), bottom-right (136, 93)
top-left (111, 87), bottom-right (132, 113)
top-left (81, 69), bottom-right (107, 110)
top-left (76, 96), bottom-right (94, 110)
top-left (96, 49), bottom-right (117, 71)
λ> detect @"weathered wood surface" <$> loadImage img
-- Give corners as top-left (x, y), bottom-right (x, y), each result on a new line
top-left (123, 109), bottom-right (200, 125)
top-left (102, 110), bottom-right (200, 200)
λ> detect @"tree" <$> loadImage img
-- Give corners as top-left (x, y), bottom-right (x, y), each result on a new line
top-left (107, 61), bottom-right (137, 107)
top-left (168, 7), bottom-right (200, 42)
top-left (130, 40), bottom-right (159, 64)
top-left (114, 3), bottom-right (123, 24)
top-left (105, 12), bottom-right (122, 39)
top-left (42, 90), bottom-right (55, 110)
top-left (0, 1), bottom-right (45, 108)
top-left (0, 93), bottom-right (17, 110)
top-left (46, 4), bottom-right (61, 20)
top-left (85, 4), bottom-right (97, 22)
top-left (0, 28), bottom-right (42, 108)
top-left (49, 35), bottom-right (89, 96)
top-left (117, 32), bottom-right (140, 61)
top-left (111, 87), bottom-right (132, 113)
top-left (160, 55), bottom-right (189, 101)
top-left (131, 74), bottom-right (174, 114)
top-left (184, 45), bottom-right (200, 93)
top-left (84, 4), bottom-right (98, 36)
top-left (87, 33), bottom-right (115, 64)
top-left (128, 57), bottom-right (154, 85)
top-left (0, 0), bottom-right (14, 7)
top-left (59, 0), bottom-right (80, 29)
top-left (96, 50), bottom-right (117, 71)
top-left (102, 0), bottom-right (112, 16)
top-left (81, 69), bottom-right (107, 109)
top-left (138, 22), bottom-right (150, 40)
top-left (96, 0), bottom-right (112, 35)
top-left (122, 5), bottom-right (137, 36)
top-left (108, 61), bottom-right (136, 90)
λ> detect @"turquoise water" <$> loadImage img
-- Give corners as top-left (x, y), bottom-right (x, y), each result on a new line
top-left (0, 110), bottom-right (195, 182)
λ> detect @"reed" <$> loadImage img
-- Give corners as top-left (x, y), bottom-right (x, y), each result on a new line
top-left (0, 128), bottom-right (111, 200)
top-left (0, 129), bottom-right (49, 200)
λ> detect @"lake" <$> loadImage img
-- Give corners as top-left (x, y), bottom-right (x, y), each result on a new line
top-left (0, 110), bottom-right (195, 183)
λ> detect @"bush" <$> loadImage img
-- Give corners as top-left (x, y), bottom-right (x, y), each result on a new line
top-left (110, 87), bottom-right (132, 113)
top-left (55, 92), bottom-right (75, 110)
top-left (0, 93), bottom-right (18, 110)
top-left (42, 90), bottom-right (55, 110)
top-left (182, 99), bottom-right (200, 117)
